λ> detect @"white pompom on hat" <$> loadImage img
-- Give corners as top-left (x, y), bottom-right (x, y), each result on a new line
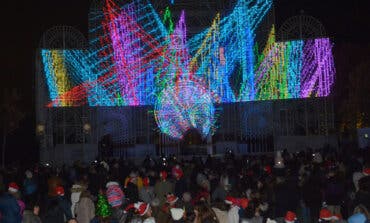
top-left (170, 208), bottom-right (185, 221)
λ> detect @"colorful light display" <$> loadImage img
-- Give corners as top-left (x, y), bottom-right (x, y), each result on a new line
top-left (41, 0), bottom-right (335, 139)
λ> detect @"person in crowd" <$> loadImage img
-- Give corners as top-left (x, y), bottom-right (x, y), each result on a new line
top-left (106, 181), bottom-right (127, 223)
top-left (71, 183), bottom-right (86, 218)
top-left (139, 177), bottom-right (155, 204)
top-left (55, 186), bottom-right (73, 221)
top-left (75, 189), bottom-right (95, 223)
top-left (154, 171), bottom-right (173, 206)
top-left (194, 202), bottom-right (219, 223)
top-left (23, 170), bottom-right (37, 202)
top-left (22, 201), bottom-right (41, 223)
top-left (125, 202), bottom-right (156, 223)
top-left (0, 182), bottom-right (22, 223)
top-left (172, 165), bottom-right (186, 198)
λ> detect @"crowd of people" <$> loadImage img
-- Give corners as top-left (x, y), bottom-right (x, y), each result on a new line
top-left (0, 148), bottom-right (369, 223)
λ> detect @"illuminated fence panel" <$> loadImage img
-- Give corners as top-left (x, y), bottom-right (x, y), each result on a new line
top-left (40, 0), bottom-right (335, 139)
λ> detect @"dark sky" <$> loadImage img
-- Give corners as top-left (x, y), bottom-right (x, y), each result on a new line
top-left (1, 0), bottom-right (370, 161)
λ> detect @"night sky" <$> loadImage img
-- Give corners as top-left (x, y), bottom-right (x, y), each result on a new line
top-left (2, 0), bottom-right (370, 162)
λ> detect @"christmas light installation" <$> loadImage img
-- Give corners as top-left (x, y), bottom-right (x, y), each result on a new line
top-left (40, 0), bottom-right (336, 139)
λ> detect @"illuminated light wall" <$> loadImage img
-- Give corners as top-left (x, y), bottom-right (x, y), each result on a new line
top-left (40, 0), bottom-right (336, 139)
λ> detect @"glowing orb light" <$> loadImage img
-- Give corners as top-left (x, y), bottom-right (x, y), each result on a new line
top-left (155, 80), bottom-right (215, 139)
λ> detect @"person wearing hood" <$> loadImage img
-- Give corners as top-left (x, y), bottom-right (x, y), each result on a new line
top-left (0, 182), bottom-right (22, 223)
top-left (106, 181), bottom-right (127, 223)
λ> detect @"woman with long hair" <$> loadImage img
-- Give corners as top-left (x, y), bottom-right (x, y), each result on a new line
top-left (193, 202), bottom-right (219, 223)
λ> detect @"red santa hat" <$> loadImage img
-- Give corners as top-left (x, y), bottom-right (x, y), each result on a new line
top-left (166, 193), bottom-right (179, 204)
top-left (160, 171), bottom-right (168, 180)
top-left (8, 182), bottom-right (19, 193)
top-left (319, 208), bottom-right (333, 221)
top-left (143, 177), bottom-right (150, 187)
top-left (285, 211), bottom-right (297, 223)
top-left (172, 165), bottom-right (183, 179)
top-left (363, 168), bottom-right (370, 176)
top-left (225, 196), bottom-right (248, 208)
top-left (264, 165), bottom-right (272, 175)
top-left (135, 202), bottom-right (150, 216)
top-left (55, 186), bottom-right (65, 196)
top-left (225, 196), bottom-right (237, 205)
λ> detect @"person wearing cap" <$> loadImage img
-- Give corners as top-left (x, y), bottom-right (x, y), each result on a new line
top-left (225, 196), bottom-right (249, 223)
top-left (154, 170), bottom-right (174, 206)
top-left (0, 182), bottom-right (22, 223)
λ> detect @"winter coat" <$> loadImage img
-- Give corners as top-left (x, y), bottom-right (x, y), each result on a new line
top-left (22, 210), bottom-right (41, 223)
top-left (274, 178), bottom-right (299, 217)
top-left (0, 193), bottom-right (22, 223)
top-left (228, 206), bottom-right (240, 223)
top-left (139, 186), bottom-right (155, 204)
top-left (75, 196), bottom-right (95, 223)
top-left (57, 196), bottom-right (73, 220)
top-left (212, 207), bottom-right (228, 223)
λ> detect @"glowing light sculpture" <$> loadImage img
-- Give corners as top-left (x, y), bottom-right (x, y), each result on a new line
top-left (40, 0), bottom-right (336, 139)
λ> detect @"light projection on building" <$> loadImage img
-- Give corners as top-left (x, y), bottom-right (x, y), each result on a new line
top-left (41, 0), bottom-right (335, 139)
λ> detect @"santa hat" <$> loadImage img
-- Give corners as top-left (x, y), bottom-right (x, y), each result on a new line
top-left (55, 186), bottom-right (65, 196)
top-left (125, 202), bottom-right (150, 216)
top-left (8, 182), bottom-right (19, 193)
top-left (143, 177), bottom-right (150, 187)
top-left (160, 171), bottom-right (168, 180)
top-left (225, 196), bottom-right (237, 205)
top-left (166, 193), bottom-right (179, 204)
top-left (25, 170), bottom-right (33, 179)
top-left (135, 202), bottom-right (150, 216)
top-left (264, 165), bottom-right (272, 175)
top-left (363, 168), bottom-right (370, 176)
top-left (172, 165), bottom-right (183, 179)
top-left (106, 182), bottom-right (124, 208)
top-left (170, 208), bottom-right (185, 221)
top-left (225, 196), bottom-right (248, 208)
top-left (285, 211), bottom-right (297, 223)
top-left (319, 208), bottom-right (333, 221)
